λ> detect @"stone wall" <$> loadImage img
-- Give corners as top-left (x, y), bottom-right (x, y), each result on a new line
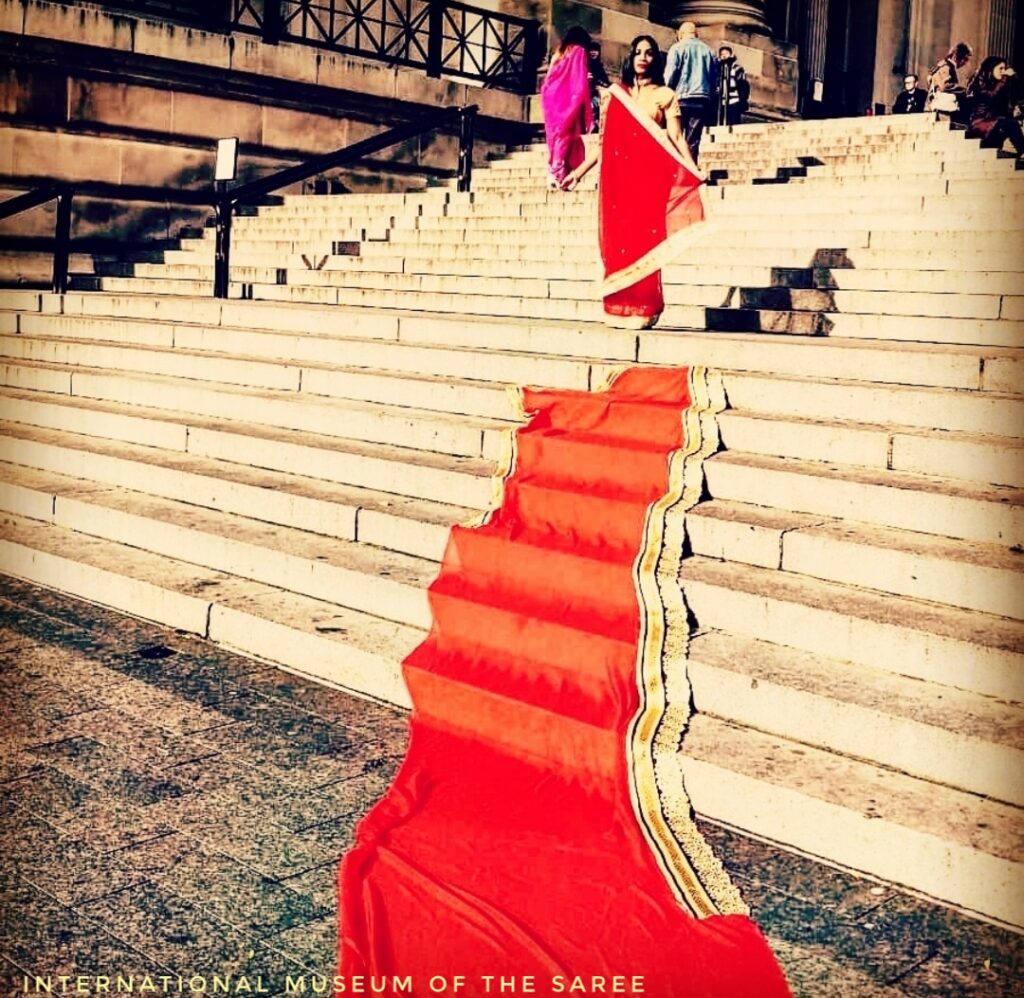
top-left (0, 0), bottom-right (534, 254)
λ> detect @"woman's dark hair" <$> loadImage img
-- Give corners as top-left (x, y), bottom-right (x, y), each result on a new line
top-left (621, 34), bottom-right (665, 87)
top-left (967, 55), bottom-right (1007, 96)
top-left (947, 41), bottom-right (973, 64)
top-left (558, 25), bottom-right (592, 54)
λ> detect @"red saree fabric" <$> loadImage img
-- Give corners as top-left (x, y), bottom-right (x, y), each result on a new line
top-left (600, 86), bottom-right (707, 322)
top-left (337, 367), bottom-right (792, 997)
top-left (541, 46), bottom-right (593, 184)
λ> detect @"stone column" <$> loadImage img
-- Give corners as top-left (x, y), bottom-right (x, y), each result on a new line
top-left (669, 2), bottom-right (771, 33)
top-left (803, 0), bottom-right (830, 84)
top-left (988, 0), bottom-right (1017, 58)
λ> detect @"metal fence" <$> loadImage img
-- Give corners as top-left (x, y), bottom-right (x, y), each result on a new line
top-left (59, 0), bottom-right (540, 93)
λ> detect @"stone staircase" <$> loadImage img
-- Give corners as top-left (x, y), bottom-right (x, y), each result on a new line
top-left (0, 111), bottom-right (1021, 931)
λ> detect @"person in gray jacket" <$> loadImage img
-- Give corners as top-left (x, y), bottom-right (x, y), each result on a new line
top-left (665, 21), bottom-right (718, 162)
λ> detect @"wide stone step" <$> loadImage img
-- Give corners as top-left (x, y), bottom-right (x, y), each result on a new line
top-left (1, 354), bottom-right (508, 462)
top-left (812, 266), bottom-right (1024, 295)
top-left (0, 510), bottom-right (419, 705)
top-left (705, 451), bottom-right (1022, 545)
top-left (681, 714), bottom-right (1022, 927)
top-left (688, 628), bottom-right (1022, 803)
top-left (20, 290), bottom-right (1019, 394)
top-left (687, 498), bottom-right (1023, 617)
top-left (714, 369), bottom-right (1021, 435)
top-left (0, 425), bottom-right (468, 562)
top-left (1, 319), bottom-right (599, 394)
top-left (680, 555), bottom-right (1023, 702)
top-left (4, 483), bottom-right (437, 628)
top-left (717, 410), bottom-right (1024, 487)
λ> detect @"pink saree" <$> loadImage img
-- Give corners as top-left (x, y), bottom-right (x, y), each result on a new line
top-left (540, 46), bottom-right (593, 184)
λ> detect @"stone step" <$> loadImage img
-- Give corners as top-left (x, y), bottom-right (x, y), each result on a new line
top-left (3, 478), bottom-right (437, 628)
top-left (688, 629), bottom-right (1022, 803)
top-left (681, 713), bottom-right (1023, 927)
top-left (813, 267), bottom-right (1024, 295)
top-left (721, 369), bottom-right (1020, 436)
top-left (0, 509), bottom-right (418, 705)
top-left (837, 245), bottom-right (1024, 272)
top-left (820, 311), bottom-right (1022, 348)
top-left (27, 291), bottom-right (1021, 395)
top-left (706, 151), bottom-right (1015, 172)
top-left (130, 264), bottom-right (1021, 325)
top-left (687, 498), bottom-right (1023, 617)
top-left (0, 358), bottom-right (508, 457)
top-left (717, 410), bottom-right (1024, 487)
top-left (65, 273), bottom-right (1024, 345)
top-left (680, 555), bottom-right (1023, 703)
top-left (0, 361), bottom-right (499, 507)
top-left (704, 451), bottom-right (1022, 545)
top-left (0, 320), bottom-right (600, 392)
top-left (0, 425), bottom-right (467, 563)
top-left (743, 287), bottom-right (1020, 320)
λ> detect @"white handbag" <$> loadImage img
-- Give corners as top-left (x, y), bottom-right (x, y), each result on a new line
top-left (930, 90), bottom-right (959, 113)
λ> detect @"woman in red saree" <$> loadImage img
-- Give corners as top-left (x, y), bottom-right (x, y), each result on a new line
top-left (540, 26), bottom-right (594, 188)
top-left (564, 36), bottom-right (709, 329)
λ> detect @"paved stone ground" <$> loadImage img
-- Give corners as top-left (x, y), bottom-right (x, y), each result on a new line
top-left (0, 576), bottom-right (1020, 997)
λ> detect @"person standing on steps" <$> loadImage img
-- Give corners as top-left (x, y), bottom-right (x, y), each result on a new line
top-left (665, 21), bottom-right (718, 162)
top-left (587, 40), bottom-right (611, 133)
top-left (540, 26), bottom-right (594, 189)
top-left (716, 45), bottom-right (749, 126)
top-left (893, 73), bottom-right (928, 113)
top-left (562, 35), bottom-right (706, 330)
top-left (965, 56), bottom-right (1024, 158)
top-left (927, 41), bottom-right (973, 121)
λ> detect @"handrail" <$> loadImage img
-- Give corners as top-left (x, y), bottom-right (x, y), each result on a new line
top-left (0, 185), bottom-right (74, 294)
top-left (212, 103), bottom-right (477, 297)
top-left (224, 105), bottom-right (471, 207)
top-left (3, 104), bottom-right (476, 299)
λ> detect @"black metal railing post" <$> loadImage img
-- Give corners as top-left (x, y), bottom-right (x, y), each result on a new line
top-left (262, 0), bottom-right (282, 43)
top-left (213, 185), bottom-right (233, 299)
top-left (426, 0), bottom-right (443, 79)
top-left (52, 186), bottom-right (73, 295)
top-left (457, 105), bottom-right (476, 192)
top-left (520, 21), bottom-right (542, 95)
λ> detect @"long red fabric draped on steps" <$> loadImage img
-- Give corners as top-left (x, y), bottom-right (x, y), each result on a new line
top-left (337, 367), bottom-right (792, 997)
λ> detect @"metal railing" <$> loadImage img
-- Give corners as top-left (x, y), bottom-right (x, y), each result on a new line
top-left (54, 0), bottom-right (540, 94)
top-left (0, 186), bottom-right (75, 295)
top-left (211, 103), bottom-right (476, 297)
top-left (1, 104), bottom-right (476, 299)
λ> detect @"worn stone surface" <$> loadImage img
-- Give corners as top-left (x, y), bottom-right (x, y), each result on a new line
top-left (0, 576), bottom-right (1021, 996)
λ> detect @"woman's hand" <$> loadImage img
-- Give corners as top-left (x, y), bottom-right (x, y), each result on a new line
top-left (561, 170), bottom-right (581, 191)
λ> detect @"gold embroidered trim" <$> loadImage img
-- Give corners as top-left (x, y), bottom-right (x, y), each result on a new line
top-left (627, 366), bottom-right (748, 919)
top-left (601, 186), bottom-right (717, 298)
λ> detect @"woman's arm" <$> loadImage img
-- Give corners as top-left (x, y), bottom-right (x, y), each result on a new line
top-left (561, 141), bottom-right (601, 190)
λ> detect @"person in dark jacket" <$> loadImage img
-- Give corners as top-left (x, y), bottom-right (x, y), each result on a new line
top-left (716, 45), bottom-right (750, 125)
top-left (893, 74), bottom-right (927, 113)
top-left (965, 56), bottom-right (1023, 157)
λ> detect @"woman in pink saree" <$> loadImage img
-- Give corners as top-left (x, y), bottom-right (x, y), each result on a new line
top-left (540, 26), bottom-right (594, 188)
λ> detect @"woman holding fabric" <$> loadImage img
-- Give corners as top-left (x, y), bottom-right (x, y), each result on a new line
top-left (563, 35), bottom-right (708, 329)
top-left (540, 26), bottom-right (594, 188)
